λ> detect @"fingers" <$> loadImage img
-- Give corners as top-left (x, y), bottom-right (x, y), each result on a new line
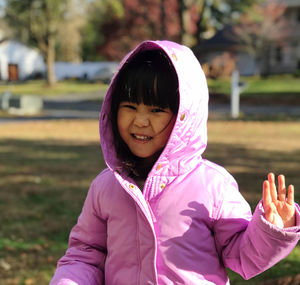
top-left (268, 173), bottom-right (278, 203)
top-left (263, 180), bottom-right (272, 222)
top-left (263, 180), bottom-right (272, 208)
top-left (263, 173), bottom-right (295, 228)
top-left (277, 174), bottom-right (286, 202)
top-left (266, 173), bottom-right (294, 204)
top-left (262, 181), bottom-right (277, 224)
top-left (287, 184), bottom-right (294, 205)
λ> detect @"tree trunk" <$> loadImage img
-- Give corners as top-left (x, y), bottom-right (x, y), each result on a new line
top-left (195, 0), bottom-right (207, 44)
top-left (178, 0), bottom-right (185, 43)
top-left (46, 34), bottom-right (56, 86)
top-left (160, 0), bottom-right (166, 38)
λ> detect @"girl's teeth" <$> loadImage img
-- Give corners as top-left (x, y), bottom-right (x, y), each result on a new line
top-left (133, 134), bottom-right (151, 140)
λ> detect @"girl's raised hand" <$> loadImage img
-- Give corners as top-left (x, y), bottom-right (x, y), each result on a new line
top-left (263, 173), bottom-right (296, 228)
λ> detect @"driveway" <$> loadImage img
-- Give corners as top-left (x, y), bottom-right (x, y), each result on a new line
top-left (209, 103), bottom-right (300, 119)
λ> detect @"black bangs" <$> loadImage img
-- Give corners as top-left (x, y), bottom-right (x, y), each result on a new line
top-left (112, 49), bottom-right (179, 114)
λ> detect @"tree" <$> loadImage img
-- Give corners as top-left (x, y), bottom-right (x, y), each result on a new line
top-left (178, 0), bottom-right (257, 46)
top-left (233, 1), bottom-right (288, 75)
top-left (4, 0), bottom-right (86, 86)
top-left (81, 0), bottom-right (181, 61)
top-left (56, 1), bottom-right (87, 62)
top-left (81, 0), bottom-right (125, 61)
top-left (81, 0), bottom-right (257, 61)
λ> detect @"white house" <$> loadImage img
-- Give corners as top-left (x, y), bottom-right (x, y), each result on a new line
top-left (54, 61), bottom-right (118, 82)
top-left (0, 39), bottom-right (46, 81)
top-left (0, 38), bottom-right (118, 82)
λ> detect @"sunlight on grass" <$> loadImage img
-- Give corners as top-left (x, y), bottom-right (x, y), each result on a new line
top-left (245, 75), bottom-right (300, 94)
top-left (0, 120), bottom-right (99, 142)
top-left (207, 121), bottom-right (300, 152)
top-left (207, 75), bottom-right (300, 101)
top-left (0, 80), bottom-right (108, 96)
top-left (207, 77), bottom-right (231, 94)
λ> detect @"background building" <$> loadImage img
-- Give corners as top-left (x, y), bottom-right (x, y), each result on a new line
top-left (0, 38), bottom-right (45, 81)
top-left (195, 0), bottom-right (300, 77)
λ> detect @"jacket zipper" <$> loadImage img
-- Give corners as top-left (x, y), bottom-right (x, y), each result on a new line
top-left (146, 178), bottom-right (158, 284)
top-left (115, 173), bottom-right (158, 284)
top-left (147, 201), bottom-right (157, 223)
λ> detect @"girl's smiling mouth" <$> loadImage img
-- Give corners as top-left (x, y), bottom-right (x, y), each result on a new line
top-left (131, 134), bottom-right (153, 141)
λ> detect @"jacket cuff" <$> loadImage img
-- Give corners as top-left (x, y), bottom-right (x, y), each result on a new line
top-left (254, 201), bottom-right (300, 240)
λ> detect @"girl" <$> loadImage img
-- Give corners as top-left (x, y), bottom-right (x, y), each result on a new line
top-left (51, 41), bottom-right (300, 285)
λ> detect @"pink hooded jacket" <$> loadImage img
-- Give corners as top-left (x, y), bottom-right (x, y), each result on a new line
top-left (51, 40), bottom-right (300, 285)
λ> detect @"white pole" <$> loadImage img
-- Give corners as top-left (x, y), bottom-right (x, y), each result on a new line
top-left (231, 70), bottom-right (240, 119)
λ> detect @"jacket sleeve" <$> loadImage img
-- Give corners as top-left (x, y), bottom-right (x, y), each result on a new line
top-left (213, 175), bottom-right (300, 280)
top-left (50, 178), bottom-right (107, 285)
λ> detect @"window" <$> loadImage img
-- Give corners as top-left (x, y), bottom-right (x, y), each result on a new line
top-left (275, 47), bottom-right (282, 63)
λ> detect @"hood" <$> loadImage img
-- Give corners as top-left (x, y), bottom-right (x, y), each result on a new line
top-left (99, 40), bottom-right (208, 177)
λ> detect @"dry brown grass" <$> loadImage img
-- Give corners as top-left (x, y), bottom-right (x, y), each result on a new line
top-left (2, 119), bottom-right (299, 150)
top-left (208, 121), bottom-right (300, 152)
top-left (0, 120), bottom-right (100, 143)
top-left (206, 121), bottom-right (300, 205)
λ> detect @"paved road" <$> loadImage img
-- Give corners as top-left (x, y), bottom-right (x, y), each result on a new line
top-left (42, 91), bottom-right (104, 119)
top-left (209, 103), bottom-right (300, 119)
top-left (0, 91), bottom-right (105, 123)
top-left (0, 91), bottom-right (300, 122)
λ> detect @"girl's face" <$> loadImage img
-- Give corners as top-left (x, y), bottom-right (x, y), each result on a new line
top-left (117, 102), bottom-right (175, 160)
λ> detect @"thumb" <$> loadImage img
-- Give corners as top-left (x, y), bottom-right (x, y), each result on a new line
top-left (264, 204), bottom-right (273, 223)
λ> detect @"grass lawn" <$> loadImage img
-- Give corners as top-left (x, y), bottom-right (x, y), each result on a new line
top-left (0, 119), bottom-right (299, 284)
top-left (207, 74), bottom-right (300, 105)
top-left (0, 80), bottom-right (107, 97)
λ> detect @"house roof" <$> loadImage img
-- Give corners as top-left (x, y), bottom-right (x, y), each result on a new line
top-left (284, 0), bottom-right (300, 7)
top-left (193, 26), bottom-right (242, 56)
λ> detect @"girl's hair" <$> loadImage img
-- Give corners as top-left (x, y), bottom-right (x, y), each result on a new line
top-left (111, 49), bottom-right (179, 178)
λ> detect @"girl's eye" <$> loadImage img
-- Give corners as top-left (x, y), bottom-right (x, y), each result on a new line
top-left (123, 104), bottom-right (136, 110)
top-left (151, 108), bottom-right (165, 113)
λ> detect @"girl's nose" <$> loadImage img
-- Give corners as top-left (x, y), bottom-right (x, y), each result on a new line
top-left (134, 113), bottom-right (150, 127)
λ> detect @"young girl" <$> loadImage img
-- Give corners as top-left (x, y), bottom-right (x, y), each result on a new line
top-left (51, 40), bottom-right (300, 285)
